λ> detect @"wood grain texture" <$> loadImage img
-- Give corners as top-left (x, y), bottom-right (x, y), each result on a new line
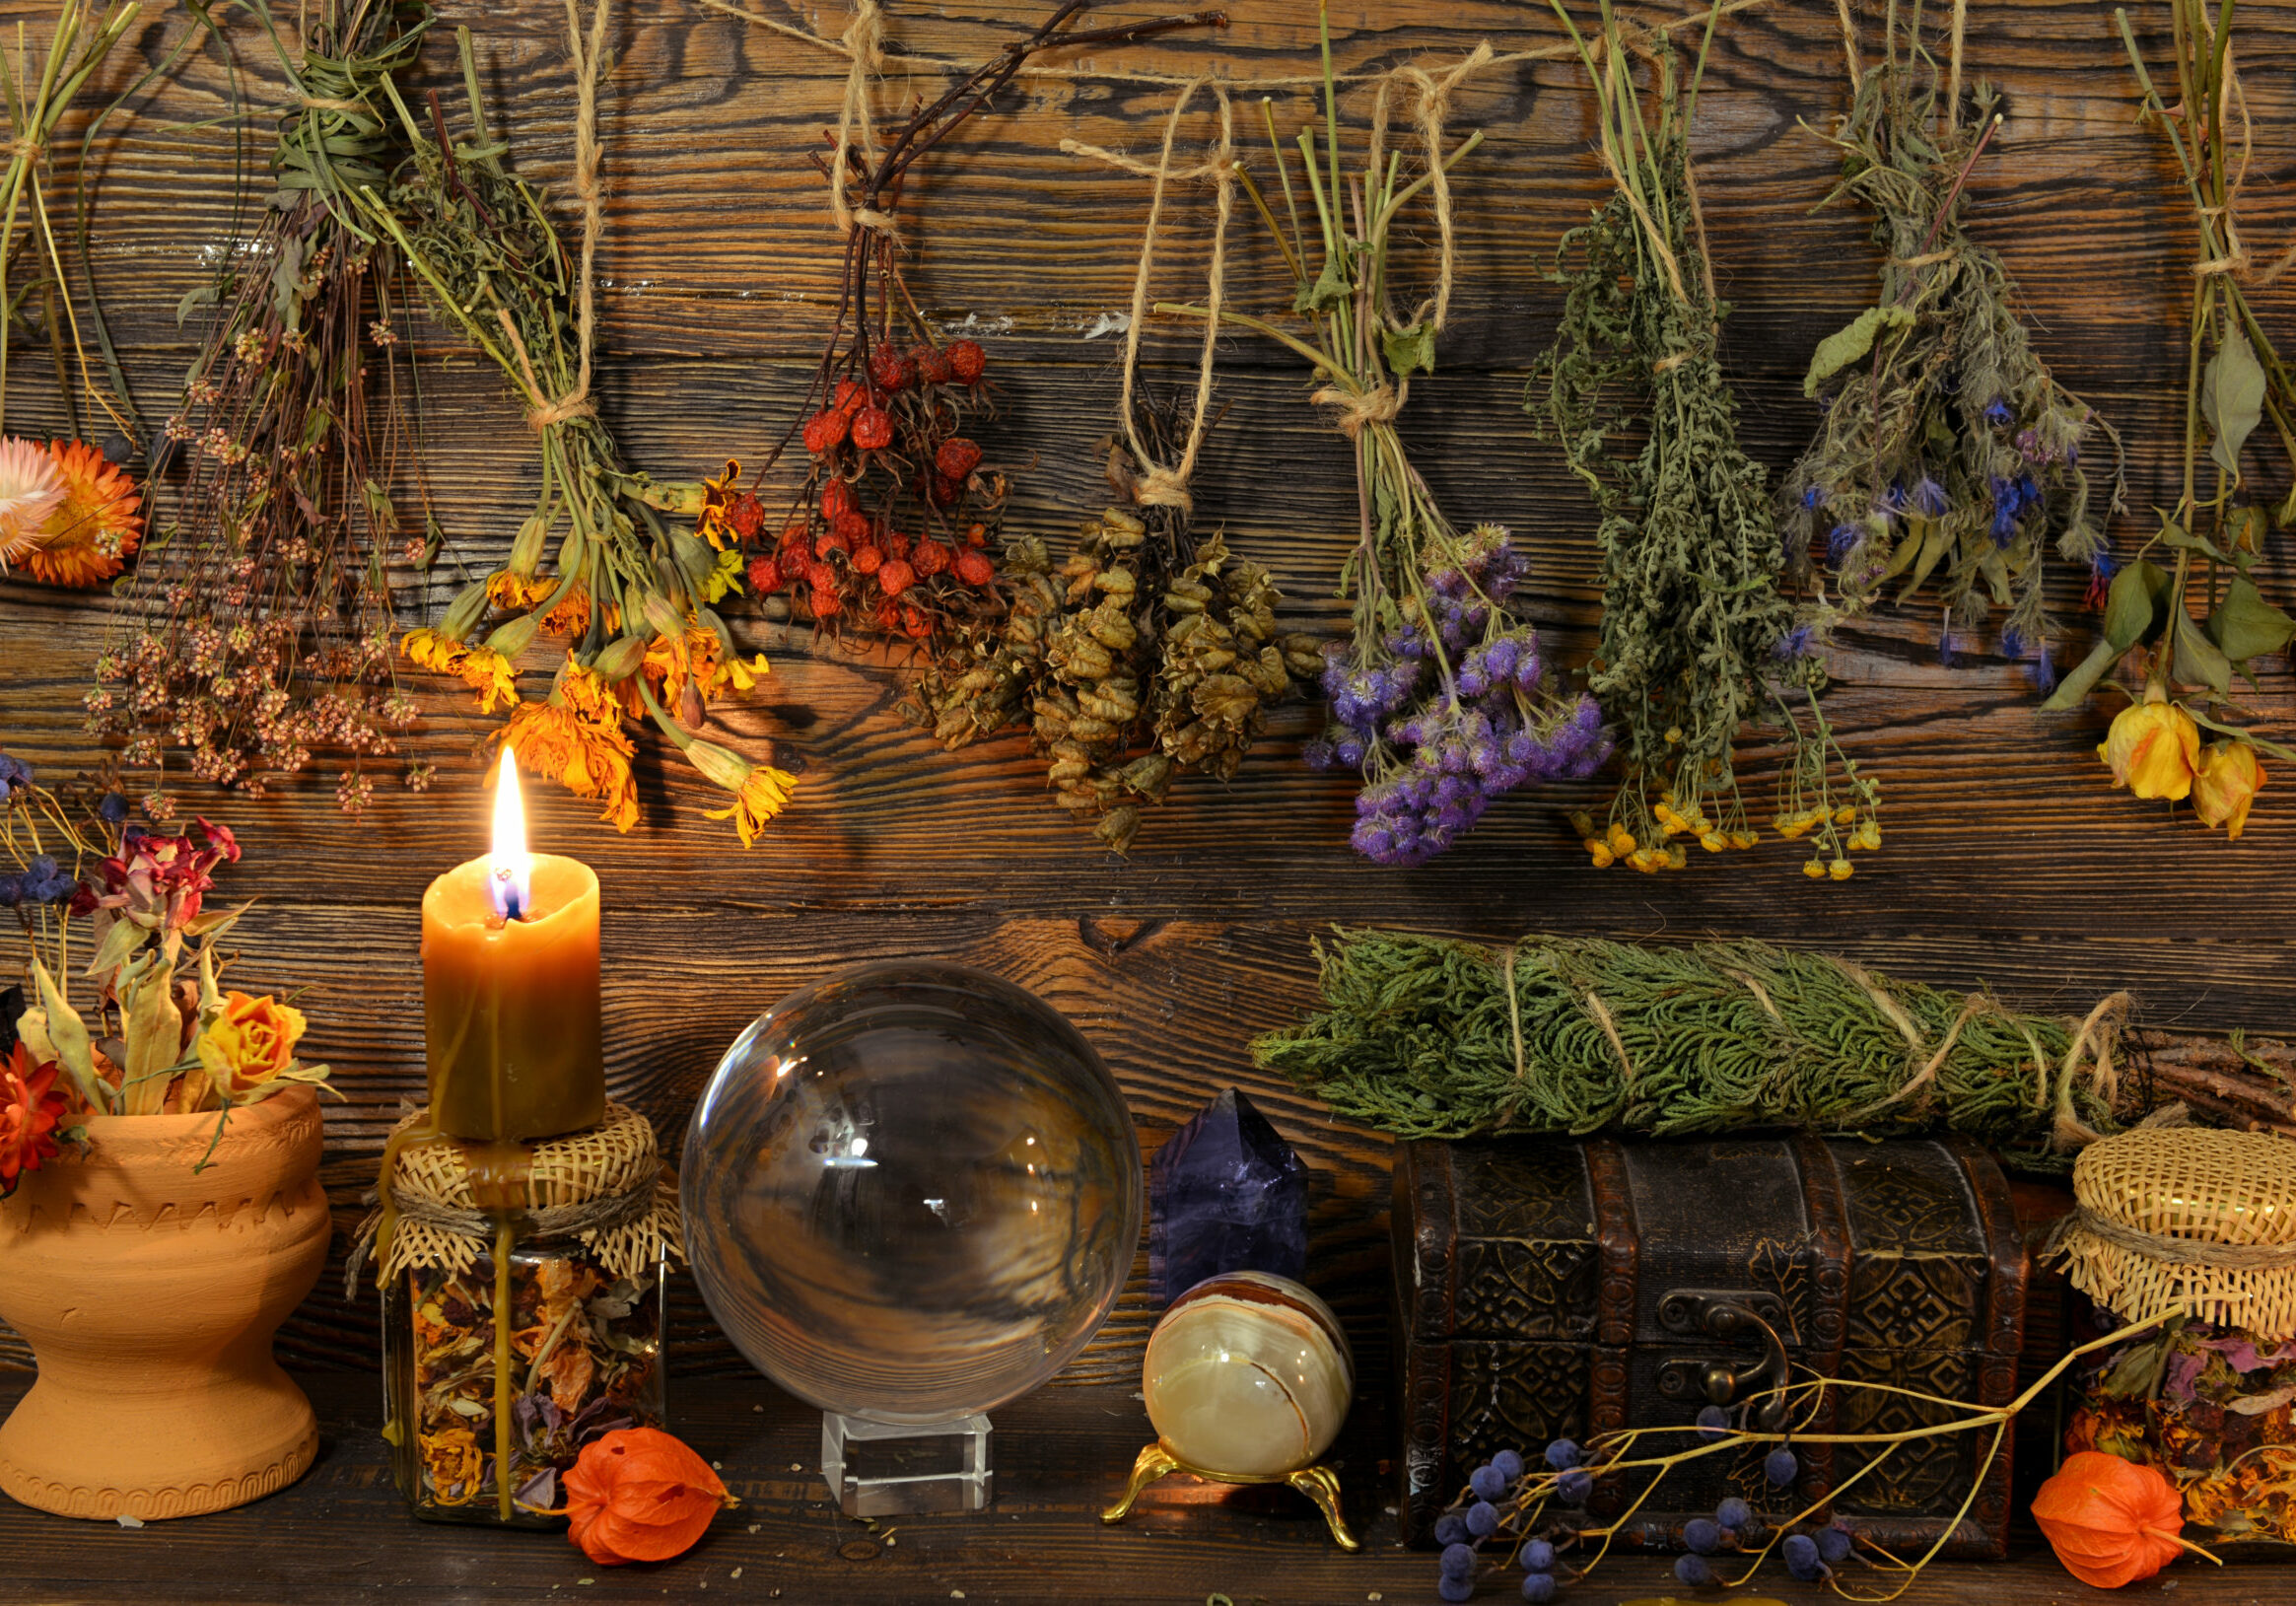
top-left (3, 0), bottom-right (2295, 1418)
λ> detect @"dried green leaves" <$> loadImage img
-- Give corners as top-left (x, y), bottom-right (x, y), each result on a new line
top-left (1785, 37), bottom-right (2120, 670)
top-left (2203, 332), bottom-right (2266, 485)
top-left (1803, 306), bottom-right (1913, 398)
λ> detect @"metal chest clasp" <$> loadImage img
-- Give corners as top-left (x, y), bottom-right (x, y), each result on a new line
top-left (1655, 1290), bottom-right (1790, 1432)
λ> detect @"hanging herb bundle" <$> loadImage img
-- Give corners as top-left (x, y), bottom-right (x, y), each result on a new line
top-left (1531, 3), bottom-right (1878, 880)
top-left (1783, 7), bottom-right (2123, 678)
top-left (87, 0), bottom-right (432, 817)
top-left (718, 0), bottom-right (1222, 653)
top-left (361, 8), bottom-right (792, 846)
top-left (907, 416), bottom-right (1316, 855)
top-left (0, 1), bottom-right (155, 594)
top-left (2046, 3), bottom-right (2296, 841)
top-left (1162, 12), bottom-right (1605, 868)
top-left (906, 84), bottom-right (1316, 853)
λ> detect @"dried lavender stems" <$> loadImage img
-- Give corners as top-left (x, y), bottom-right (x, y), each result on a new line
top-left (1166, 10), bottom-right (1605, 867)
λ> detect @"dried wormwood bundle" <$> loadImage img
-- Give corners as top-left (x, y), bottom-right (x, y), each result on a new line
top-left (1532, 6), bottom-right (1879, 878)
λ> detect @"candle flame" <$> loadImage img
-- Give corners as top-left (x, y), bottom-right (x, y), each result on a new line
top-left (491, 744), bottom-right (531, 921)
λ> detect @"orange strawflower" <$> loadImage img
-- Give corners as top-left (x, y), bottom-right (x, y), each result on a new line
top-left (0, 435), bottom-right (64, 573)
top-left (23, 440), bottom-right (142, 588)
top-left (0, 1041), bottom-right (68, 1198)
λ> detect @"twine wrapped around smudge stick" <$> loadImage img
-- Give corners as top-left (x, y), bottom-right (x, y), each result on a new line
top-left (1253, 929), bottom-right (2168, 1168)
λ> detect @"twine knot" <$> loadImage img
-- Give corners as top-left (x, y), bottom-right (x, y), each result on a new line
top-left (1311, 382), bottom-right (1403, 439)
top-left (848, 204), bottom-right (902, 241)
top-left (2052, 1207), bottom-right (2296, 1272)
top-left (527, 390), bottom-right (598, 431)
top-left (1134, 464), bottom-right (1195, 512)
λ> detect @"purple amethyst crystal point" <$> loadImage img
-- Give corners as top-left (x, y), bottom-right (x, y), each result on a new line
top-left (1148, 1086), bottom-right (1310, 1305)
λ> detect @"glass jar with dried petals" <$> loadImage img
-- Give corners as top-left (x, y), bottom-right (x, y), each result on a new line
top-left (382, 1233), bottom-right (669, 1526)
top-left (371, 1103), bottom-right (682, 1527)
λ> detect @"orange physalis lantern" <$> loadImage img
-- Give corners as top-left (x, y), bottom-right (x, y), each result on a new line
top-left (563, 1427), bottom-right (735, 1566)
top-left (2032, 1451), bottom-right (2190, 1588)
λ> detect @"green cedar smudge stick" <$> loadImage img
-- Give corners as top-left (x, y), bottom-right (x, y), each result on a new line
top-left (1253, 928), bottom-right (2146, 1169)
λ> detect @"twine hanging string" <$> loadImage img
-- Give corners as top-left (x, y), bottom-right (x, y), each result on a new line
top-left (1062, 79), bottom-right (1236, 513)
top-left (1945, 0), bottom-right (1966, 135)
top-left (700, 0), bottom-right (1770, 95)
top-left (513, 0), bottom-right (612, 433)
top-left (1368, 40), bottom-right (1494, 335)
top-left (2175, 4), bottom-right (2296, 287)
top-left (828, 0), bottom-right (897, 241)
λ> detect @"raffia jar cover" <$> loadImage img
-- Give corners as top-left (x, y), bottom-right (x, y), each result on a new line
top-left (2050, 1127), bottom-right (2296, 1336)
top-left (374, 1100), bottom-right (683, 1285)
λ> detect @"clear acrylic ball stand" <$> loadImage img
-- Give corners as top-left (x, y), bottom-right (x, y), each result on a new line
top-left (821, 1412), bottom-right (994, 1515)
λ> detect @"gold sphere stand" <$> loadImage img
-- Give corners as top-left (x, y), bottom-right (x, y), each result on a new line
top-left (1100, 1439), bottom-right (1358, 1550)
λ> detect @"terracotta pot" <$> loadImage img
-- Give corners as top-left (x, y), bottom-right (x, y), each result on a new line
top-left (0, 1085), bottom-right (330, 1520)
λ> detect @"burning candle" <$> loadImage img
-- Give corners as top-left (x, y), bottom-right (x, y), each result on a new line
top-left (420, 747), bottom-right (606, 1142)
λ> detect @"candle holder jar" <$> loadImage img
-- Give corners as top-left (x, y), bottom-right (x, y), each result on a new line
top-left (365, 1103), bottom-right (683, 1526)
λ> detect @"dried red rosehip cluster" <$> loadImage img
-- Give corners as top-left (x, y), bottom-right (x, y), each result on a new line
top-left (745, 338), bottom-right (1002, 645)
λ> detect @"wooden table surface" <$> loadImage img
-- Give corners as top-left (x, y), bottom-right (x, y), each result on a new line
top-left (0, 1371), bottom-right (2273, 1606)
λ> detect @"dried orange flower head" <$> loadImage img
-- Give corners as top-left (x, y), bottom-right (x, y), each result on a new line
top-left (2033, 1450), bottom-right (2188, 1588)
top-left (563, 1427), bottom-right (734, 1566)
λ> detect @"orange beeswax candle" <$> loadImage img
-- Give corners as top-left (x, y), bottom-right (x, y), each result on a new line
top-left (419, 752), bottom-right (605, 1142)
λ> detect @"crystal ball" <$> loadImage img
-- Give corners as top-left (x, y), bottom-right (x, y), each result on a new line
top-left (682, 961), bottom-right (1142, 1426)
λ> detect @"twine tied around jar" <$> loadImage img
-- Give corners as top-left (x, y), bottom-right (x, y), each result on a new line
top-left (2045, 1125), bottom-right (2296, 1337)
top-left (348, 1100), bottom-right (684, 1293)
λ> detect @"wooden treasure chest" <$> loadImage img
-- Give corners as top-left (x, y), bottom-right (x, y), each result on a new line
top-left (1392, 1135), bottom-right (2027, 1556)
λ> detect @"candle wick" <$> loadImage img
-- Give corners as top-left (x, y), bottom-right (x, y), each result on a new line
top-left (491, 865), bottom-right (526, 924)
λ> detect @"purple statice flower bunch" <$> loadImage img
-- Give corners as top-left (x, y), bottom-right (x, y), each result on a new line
top-left (1304, 528), bottom-right (1609, 867)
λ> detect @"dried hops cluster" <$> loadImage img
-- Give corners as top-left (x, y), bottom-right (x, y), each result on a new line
top-left (1308, 528), bottom-right (1607, 868)
top-left (743, 341), bottom-right (1002, 647)
top-left (907, 447), bottom-right (1316, 852)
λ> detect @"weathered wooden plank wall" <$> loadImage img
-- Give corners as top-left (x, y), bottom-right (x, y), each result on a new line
top-left (3, 0), bottom-right (2294, 1385)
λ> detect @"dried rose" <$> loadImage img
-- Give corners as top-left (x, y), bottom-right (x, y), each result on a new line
top-left (2097, 697), bottom-right (2201, 801)
top-left (563, 1427), bottom-right (735, 1566)
top-left (2191, 739), bottom-right (2265, 839)
top-left (196, 990), bottom-right (310, 1100)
